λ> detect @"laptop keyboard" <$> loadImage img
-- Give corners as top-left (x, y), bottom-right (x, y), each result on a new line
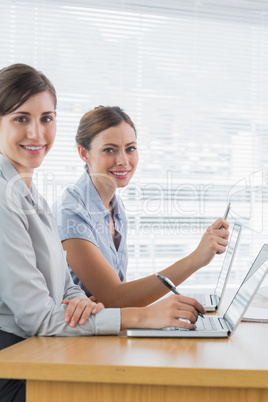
top-left (195, 317), bottom-right (218, 331)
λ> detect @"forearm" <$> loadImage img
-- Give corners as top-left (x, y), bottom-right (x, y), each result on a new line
top-left (159, 252), bottom-right (199, 287)
top-left (161, 218), bottom-right (230, 286)
top-left (120, 307), bottom-right (144, 329)
top-left (102, 255), bottom-right (195, 308)
top-left (102, 274), bottom-right (166, 308)
top-left (64, 219), bottom-right (229, 308)
top-left (105, 224), bottom-right (229, 308)
top-left (37, 305), bottom-right (120, 337)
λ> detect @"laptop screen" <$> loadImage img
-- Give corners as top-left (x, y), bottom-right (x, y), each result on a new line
top-left (223, 244), bottom-right (268, 333)
top-left (214, 222), bottom-right (241, 299)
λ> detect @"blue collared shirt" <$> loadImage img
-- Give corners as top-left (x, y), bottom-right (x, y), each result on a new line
top-left (54, 172), bottom-right (128, 296)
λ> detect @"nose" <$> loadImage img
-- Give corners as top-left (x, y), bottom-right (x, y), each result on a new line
top-left (116, 150), bottom-right (128, 166)
top-left (26, 120), bottom-right (43, 140)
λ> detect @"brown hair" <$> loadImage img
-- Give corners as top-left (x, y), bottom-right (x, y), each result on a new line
top-left (76, 105), bottom-right (136, 151)
top-left (0, 63), bottom-right (57, 116)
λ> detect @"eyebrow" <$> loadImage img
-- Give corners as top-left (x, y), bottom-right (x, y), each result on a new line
top-left (102, 142), bottom-right (137, 148)
top-left (11, 111), bottom-right (56, 115)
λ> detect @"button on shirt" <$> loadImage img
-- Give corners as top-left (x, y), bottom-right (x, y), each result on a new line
top-left (54, 172), bottom-right (128, 296)
top-left (0, 155), bottom-right (120, 338)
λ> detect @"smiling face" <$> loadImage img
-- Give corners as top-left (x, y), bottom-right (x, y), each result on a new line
top-left (0, 91), bottom-right (56, 187)
top-left (79, 121), bottom-right (138, 194)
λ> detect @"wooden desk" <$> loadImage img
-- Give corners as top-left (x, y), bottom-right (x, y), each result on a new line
top-left (0, 321), bottom-right (268, 402)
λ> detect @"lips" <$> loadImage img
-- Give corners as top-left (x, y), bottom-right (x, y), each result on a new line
top-left (20, 144), bottom-right (46, 154)
top-left (109, 170), bottom-right (130, 179)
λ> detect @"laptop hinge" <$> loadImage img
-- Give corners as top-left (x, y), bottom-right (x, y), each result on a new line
top-left (211, 294), bottom-right (220, 308)
top-left (219, 317), bottom-right (232, 334)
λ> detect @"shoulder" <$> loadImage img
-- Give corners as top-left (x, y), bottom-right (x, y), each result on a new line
top-left (52, 176), bottom-right (87, 222)
top-left (53, 176), bottom-right (97, 241)
top-left (0, 177), bottom-right (28, 229)
top-left (62, 173), bottom-right (89, 209)
top-left (0, 174), bottom-right (26, 207)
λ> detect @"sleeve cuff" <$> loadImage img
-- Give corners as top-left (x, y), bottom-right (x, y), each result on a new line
top-left (94, 308), bottom-right (121, 335)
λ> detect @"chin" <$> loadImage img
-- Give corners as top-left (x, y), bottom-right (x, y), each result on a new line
top-left (27, 160), bottom-right (45, 169)
top-left (117, 180), bottom-right (130, 188)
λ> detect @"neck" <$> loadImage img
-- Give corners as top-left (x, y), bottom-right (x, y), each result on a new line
top-left (23, 177), bottom-right (33, 190)
top-left (20, 171), bottom-right (33, 190)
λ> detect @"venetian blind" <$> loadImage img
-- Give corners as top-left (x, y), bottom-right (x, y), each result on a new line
top-left (0, 0), bottom-right (268, 288)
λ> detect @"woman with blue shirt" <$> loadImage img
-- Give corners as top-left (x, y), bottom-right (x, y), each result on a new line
top-left (56, 165), bottom-right (129, 295)
top-left (54, 106), bottom-right (229, 308)
top-left (0, 64), bottom-right (206, 402)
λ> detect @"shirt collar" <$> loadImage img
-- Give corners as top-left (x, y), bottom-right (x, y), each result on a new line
top-left (77, 171), bottom-right (122, 219)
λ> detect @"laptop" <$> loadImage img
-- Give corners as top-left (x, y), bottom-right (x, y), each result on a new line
top-left (184, 222), bottom-right (242, 311)
top-left (127, 244), bottom-right (268, 338)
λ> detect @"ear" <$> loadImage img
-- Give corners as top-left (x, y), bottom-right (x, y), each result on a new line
top-left (78, 145), bottom-right (89, 163)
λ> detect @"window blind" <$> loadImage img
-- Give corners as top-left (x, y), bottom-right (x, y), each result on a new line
top-left (0, 0), bottom-right (268, 289)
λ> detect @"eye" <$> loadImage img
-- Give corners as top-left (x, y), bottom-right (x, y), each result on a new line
top-left (103, 148), bottom-right (116, 153)
top-left (14, 116), bottom-right (28, 123)
top-left (41, 116), bottom-right (54, 123)
top-left (126, 146), bottom-right (137, 152)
